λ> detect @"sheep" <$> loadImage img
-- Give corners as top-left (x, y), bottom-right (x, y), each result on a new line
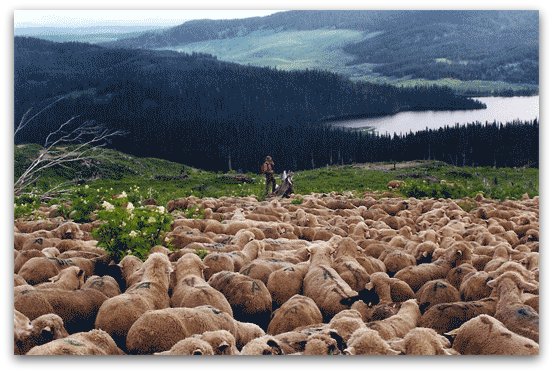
top-left (202, 239), bottom-right (262, 279)
top-left (18, 256), bottom-right (110, 285)
top-left (125, 305), bottom-right (263, 354)
top-left (419, 297), bottom-right (497, 334)
top-left (394, 241), bottom-right (472, 292)
top-left (14, 249), bottom-right (45, 273)
top-left (487, 271), bottom-right (539, 342)
top-left (367, 299), bottom-right (420, 340)
top-left (303, 333), bottom-right (342, 355)
top-left (342, 272), bottom-right (415, 308)
top-left (14, 312), bottom-right (69, 355)
top-left (41, 247), bottom-right (60, 258)
top-left (198, 330), bottom-right (239, 355)
top-left (35, 266), bottom-right (85, 290)
top-left (238, 258), bottom-right (291, 284)
top-left (155, 337), bottom-right (215, 356)
top-left (446, 263), bottom-right (478, 289)
top-left (267, 262), bottom-right (309, 308)
top-left (14, 273), bottom-right (28, 287)
top-left (379, 249), bottom-right (416, 276)
top-left (82, 275), bottom-right (121, 298)
top-left (95, 253), bottom-right (173, 349)
top-left (52, 221), bottom-right (84, 240)
top-left (328, 310), bottom-right (365, 342)
top-left (14, 288), bottom-right (108, 334)
top-left (344, 328), bottom-right (400, 355)
top-left (170, 253), bottom-right (233, 316)
top-left (389, 327), bottom-right (458, 355)
top-left (267, 295), bottom-right (323, 336)
top-left (302, 243), bottom-right (358, 321)
top-left (26, 329), bottom-right (124, 355)
top-left (240, 336), bottom-right (284, 355)
top-left (448, 315), bottom-right (538, 355)
top-left (416, 279), bottom-right (460, 313)
top-left (459, 271), bottom-right (493, 301)
top-left (118, 254), bottom-right (143, 288)
top-left (330, 237), bottom-right (371, 291)
top-left (208, 271), bottom-right (272, 329)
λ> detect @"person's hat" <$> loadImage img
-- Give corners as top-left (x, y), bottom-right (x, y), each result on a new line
top-left (265, 156), bottom-right (272, 161)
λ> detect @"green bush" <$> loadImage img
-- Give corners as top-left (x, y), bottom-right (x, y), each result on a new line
top-left (195, 248), bottom-right (209, 259)
top-left (92, 198), bottom-right (173, 262)
top-left (14, 194), bottom-right (41, 219)
top-left (291, 198), bottom-right (304, 205)
top-left (184, 205), bottom-right (205, 219)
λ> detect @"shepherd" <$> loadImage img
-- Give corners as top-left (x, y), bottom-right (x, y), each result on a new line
top-left (261, 155), bottom-right (276, 196)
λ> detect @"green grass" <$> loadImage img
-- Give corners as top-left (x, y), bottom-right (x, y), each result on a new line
top-left (15, 145), bottom-right (539, 208)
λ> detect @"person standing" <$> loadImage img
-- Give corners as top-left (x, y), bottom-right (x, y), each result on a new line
top-left (261, 155), bottom-right (276, 196)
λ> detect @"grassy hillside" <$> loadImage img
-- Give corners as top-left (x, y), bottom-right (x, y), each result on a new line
top-left (106, 10), bottom-right (538, 96)
top-left (15, 145), bottom-right (539, 213)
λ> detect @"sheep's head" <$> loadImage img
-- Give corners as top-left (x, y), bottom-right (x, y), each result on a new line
top-left (31, 314), bottom-right (69, 343)
top-left (487, 271), bottom-right (539, 293)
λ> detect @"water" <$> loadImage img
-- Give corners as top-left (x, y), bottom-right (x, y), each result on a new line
top-left (330, 96), bottom-right (539, 134)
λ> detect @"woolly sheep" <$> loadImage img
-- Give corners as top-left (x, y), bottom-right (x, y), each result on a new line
top-left (155, 337), bottom-right (215, 356)
top-left (14, 312), bottom-right (69, 355)
top-left (208, 271), bottom-right (272, 329)
top-left (487, 271), bottom-right (539, 342)
top-left (367, 299), bottom-right (420, 340)
top-left (394, 242), bottom-right (472, 292)
top-left (266, 262), bottom-right (309, 308)
top-left (14, 288), bottom-right (108, 334)
top-left (459, 271), bottom-right (493, 301)
top-left (82, 275), bottom-right (121, 298)
top-left (345, 328), bottom-right (400, 355)
top-left (303, 244), bottom-right (357, 321)
top-left (419, 298), bottom-right (497, 334)
top-left (26, 329), bottom-right (123, 355)
top-left (267, 295), bottom-right (323, 336)
top-left (171, 253), bottom-right (233, 316)
top-left (126, 305), bottom-right (262, 354)
top-left (416, 279), bottom-right (460, 314)
top-left (95, 253), bottom-right (173, 349)
top-left (448, 315), bottom-right (538, 355)
top-left (389, 327), bottom-right (458, 355)
top-left (36, 266), bottom-right (85, 290)
top-left (240, 336), bottom-right (284, 355)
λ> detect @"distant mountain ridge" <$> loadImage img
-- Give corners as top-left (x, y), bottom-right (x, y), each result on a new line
top-left (104, 10), bottom-right (538, 86)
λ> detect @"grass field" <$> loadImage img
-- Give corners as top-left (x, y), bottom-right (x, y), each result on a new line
top-left (15, 145), bottom-right (539, 217)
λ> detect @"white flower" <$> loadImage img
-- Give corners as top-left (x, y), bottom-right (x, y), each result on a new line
top-left (121, 221), bottom-right (126, 227)
top-left (129, 230), bottom-right (138, 238)
top-left (84, 185), bottom-right (89, 189)
top-left (157, 206), bottom-right (166, 214)
top-left (126, 202), bottom-right (134, 211)
top-left (118, 191), bottom-right (127, 198)
top-left (147, 216), bottom-right (157, 224)
top-left (101, 201), bottom-right (115, 211)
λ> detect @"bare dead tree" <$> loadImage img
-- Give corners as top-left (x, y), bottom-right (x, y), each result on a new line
top-left (14, 113), bottom-right (125, 196)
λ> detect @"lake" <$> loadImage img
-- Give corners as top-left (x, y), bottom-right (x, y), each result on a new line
top-left (330, 95), bottom-right (539, 134)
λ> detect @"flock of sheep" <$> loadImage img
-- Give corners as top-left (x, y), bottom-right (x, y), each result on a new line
top-left (13, 192), bottom-right (539, 355)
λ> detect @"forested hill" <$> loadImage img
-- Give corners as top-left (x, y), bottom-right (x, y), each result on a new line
top-left (104, 10), bottom-right (538, 85)
top-left (15, 36), bottom-right (483, 170)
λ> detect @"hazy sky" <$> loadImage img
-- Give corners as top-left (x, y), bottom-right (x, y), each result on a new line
top-left (14, 10), bottom-right (281, 28)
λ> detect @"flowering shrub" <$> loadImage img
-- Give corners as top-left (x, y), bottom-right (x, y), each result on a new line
top-left (14, 193), bottom-right (41, 219)
top-left (92, 196), bottom-right (173, 262)
top-left (184, 204), bottom-right (206, 219)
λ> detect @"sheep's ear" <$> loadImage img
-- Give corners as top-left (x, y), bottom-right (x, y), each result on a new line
top-left (343, 347), bottom-right (353, 355)
top-left (216, 342), bottom-right (230, 354)
top-left (192, 349), bottom-right (204, 355)
top-left (329, 247), bottom-right (336, 256)
top-left (486, 278), bottom-right (498, 288)
top-left (520, 279), bottom-right (539, 292)
top-left (455, 250), bottom-right (463, 258)
top-left (388, 339), bottom-right (405, 353)
top-left (445, 327), bottom-right (460, 337)
top-left (306, 247), bottom-right (312, 254)
top-left (77, 269), bottom-right (85, 278)
top-left (439, 335), bottom-right (451, 347)
top-left (48, 273), bottom-right (61, 283)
